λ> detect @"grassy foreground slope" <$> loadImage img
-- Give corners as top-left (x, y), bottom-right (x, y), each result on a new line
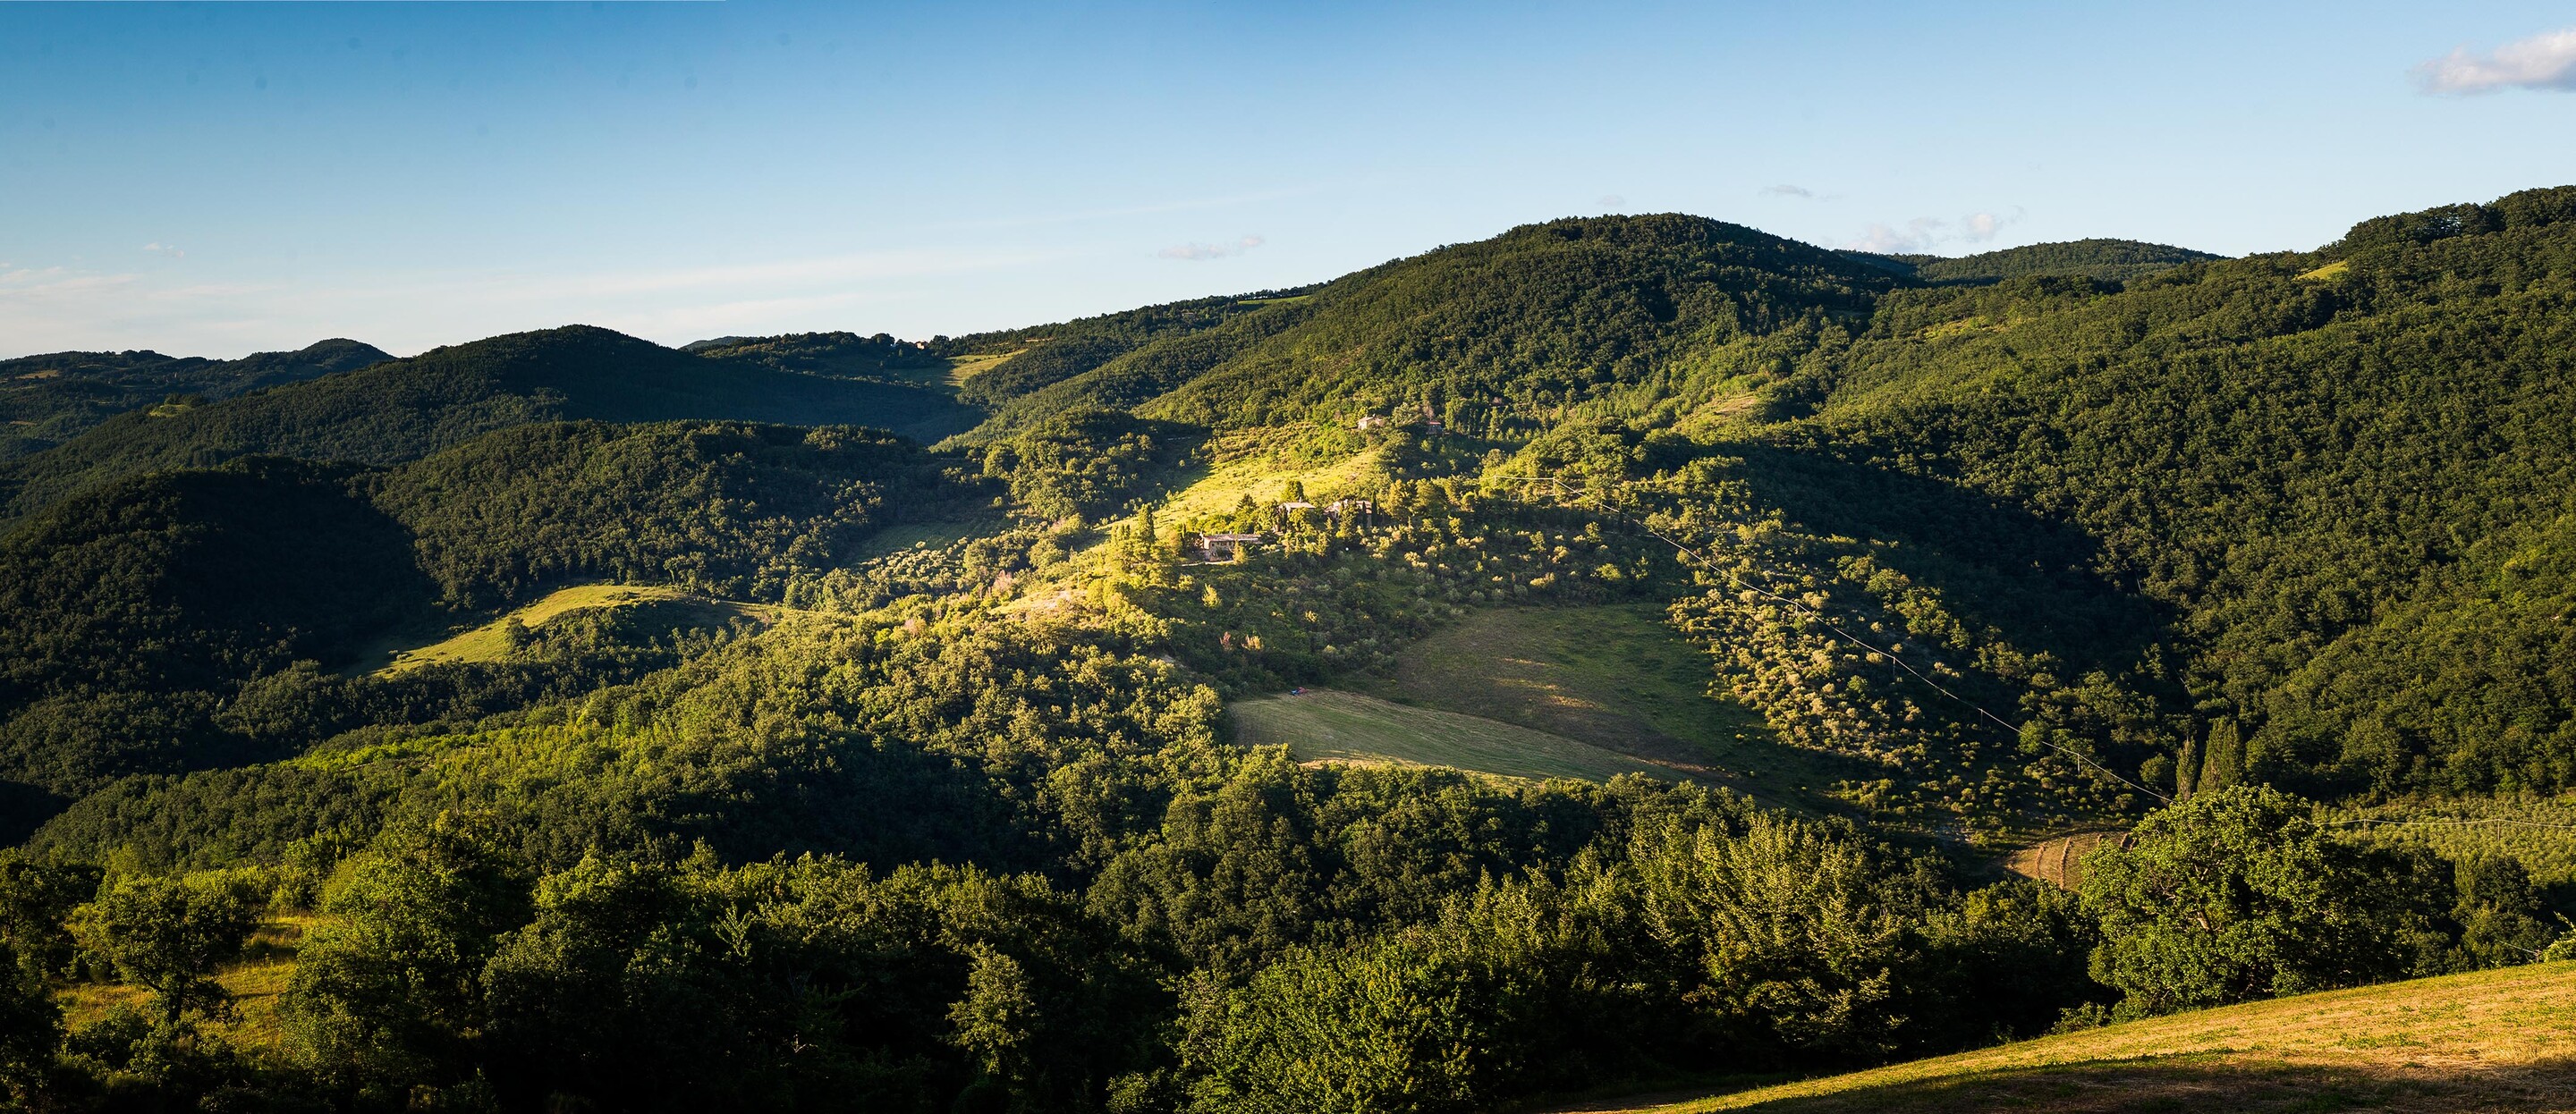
top-left (1584, 961), bottom-right (2576, 1114)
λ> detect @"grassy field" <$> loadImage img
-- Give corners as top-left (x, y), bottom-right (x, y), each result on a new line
top-left (944, 350), bottom-right (1017, 387)
top-left (1154, 434), bottom-right (1391, 520)
top-left (60, 914), bottom-right (309, 1050)
top-left (1361, 606), bottom-right (1869, 811)
top-left (1567, 961), bottom-right (2576, 1114)
top-left (350, 583), bottom-right (775, 677)
top-left (1230, 688), bottom-right (1683, 783)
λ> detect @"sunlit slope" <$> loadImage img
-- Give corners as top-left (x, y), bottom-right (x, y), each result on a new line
top-left (349, 583), bottom-right (798, 677)
top-left (1583, 961), bottom-right (2576, 1114)
top-left (955, 214), bottom-right (1897, 442)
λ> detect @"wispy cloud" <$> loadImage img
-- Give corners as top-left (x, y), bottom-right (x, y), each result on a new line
top-left (1763, 184), bottom-right (1821, 199)
top-left (142, 241), bottom-right (186, 259)
top-left (2416, 27), bottom-right (2576, 94)
top-left (1157, 235), bottom-right (1265, 261)
top-left (1844, 208), bottom-right (2021, 253)
top-left (0, 247), bottom-right (1060, 358)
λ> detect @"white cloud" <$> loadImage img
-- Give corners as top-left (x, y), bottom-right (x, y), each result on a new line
top-left (1157, 235), bottom-right (1265, 261)
top-left (1962, 211), bottom-right (2007, 242)
top-left (142, 241), bottom-right (185, 259)
top-left (1598, 194), bottom-right (1626, 209)
top-left (1845, 217), bottom-right (1947, 254)
top-left (1844, 207), bottom-right (2022, 253)
top-left (1763, 184), bottom-right (1820, 199)
top-left (2415, 27), bottom-right (2576, 94)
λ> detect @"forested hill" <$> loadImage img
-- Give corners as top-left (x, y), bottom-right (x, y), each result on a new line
top-left (957, 214), bottom-right (1895, 441)
top-left (0, 326), bottom-right (975, 524)
top-left (1751, 184), bottom-right (2576, 802)
top-left (0, 338), bottom-right (390, 460)
top-left (1843, 238), bottom-right (2223, 283)
top-left (0, 419), bottom-right (977, 810)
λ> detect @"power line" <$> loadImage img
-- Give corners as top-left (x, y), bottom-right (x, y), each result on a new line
top-left (1506, 474), bottom-right (2174, 806)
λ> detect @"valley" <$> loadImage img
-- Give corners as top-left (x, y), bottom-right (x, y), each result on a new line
top-left (4, 192), bottom-right (2576, 1112)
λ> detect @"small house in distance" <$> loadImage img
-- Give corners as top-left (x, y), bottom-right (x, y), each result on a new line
top-left (1197, 532), bottom-right (1262, 561)
top-left (1355, 414), bottom-right (1387, 431)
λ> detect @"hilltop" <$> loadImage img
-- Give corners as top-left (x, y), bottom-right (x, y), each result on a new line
top-left (1842, 238), bottom-right (2220, 284)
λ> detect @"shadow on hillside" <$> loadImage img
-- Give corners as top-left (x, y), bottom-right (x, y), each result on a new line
top-left (1728, 443), bottom-right (2175, 684)
top-left (1714, 1054), bottom-right (2576, 1114)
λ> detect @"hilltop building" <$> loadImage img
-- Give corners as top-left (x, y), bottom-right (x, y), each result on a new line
top-left (1196, 532), bottom-right (1262, 561)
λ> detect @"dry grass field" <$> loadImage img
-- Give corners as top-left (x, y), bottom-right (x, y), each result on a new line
top-left (1565, 961), bottom-right (2576, 1114)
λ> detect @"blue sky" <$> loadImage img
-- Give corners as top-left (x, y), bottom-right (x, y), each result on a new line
top-left (4, 1), bottom-right (2573, 357)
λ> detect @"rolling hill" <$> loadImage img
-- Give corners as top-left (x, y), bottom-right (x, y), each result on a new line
top-left (12, 190), bottom-right (2576, 1113)
top-left (0, 325), bottom-right (976, 523)
top-left (0, 337), bottom-right (390, 460)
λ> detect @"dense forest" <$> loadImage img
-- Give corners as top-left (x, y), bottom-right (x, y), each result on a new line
top-left (1, 190), bottom-right (2574, 1112)
top-left (0, 340), bottom-right (389, 461)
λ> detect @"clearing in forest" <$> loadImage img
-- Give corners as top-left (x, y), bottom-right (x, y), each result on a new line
top-left (350, 583), bottom-right (777, 677)
top-left (1572, 960), bottom-right (2576, 1114)
top-left (1363, 605), bottom-right (1866, 810)
top-left (1229, 688), bottom-right (1680, 783)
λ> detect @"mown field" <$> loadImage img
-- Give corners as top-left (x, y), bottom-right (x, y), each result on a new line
top-left (1228, 688), bottom-right (1679, 782)
top-left (1360, 606), bottom-right (1868, 809)
top-left (1570, 961), bottom-right (2576, 1114)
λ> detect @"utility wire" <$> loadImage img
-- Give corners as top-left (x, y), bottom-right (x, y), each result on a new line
top-left (1505, 474), bottom-right (2175, 806)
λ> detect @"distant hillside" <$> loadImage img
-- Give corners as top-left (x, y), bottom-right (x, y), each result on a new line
top-left (0, 325), bottom-right (976, 523)
top-left (1843, 238), bottom-right (2222, 284)
top-left (682, 331), bottom-right (953, 390)
top-left (0, 338), bottom-right (389, 460)
top-left (1844, 239), bottom-right (2225, 283)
